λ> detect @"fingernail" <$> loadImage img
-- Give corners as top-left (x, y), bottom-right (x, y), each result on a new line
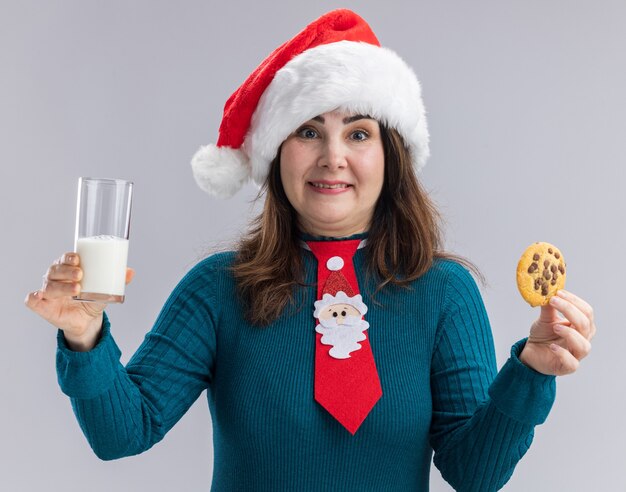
top-left (554, 324), bottom-right (563, 333)
top-left (550, 343), bottom-right (559, 352)
top-left (549, 296), bottom-right (561, 306)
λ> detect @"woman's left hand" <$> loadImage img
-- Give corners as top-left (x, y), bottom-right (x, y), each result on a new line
top-left (519, 290), bottom-right (596, 376)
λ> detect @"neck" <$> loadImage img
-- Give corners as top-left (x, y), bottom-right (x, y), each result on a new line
top-left (298, 222), bottom-right (369, 239)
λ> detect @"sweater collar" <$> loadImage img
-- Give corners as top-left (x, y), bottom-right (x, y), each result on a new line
top-left (298, 231), bottom-right (369, 251)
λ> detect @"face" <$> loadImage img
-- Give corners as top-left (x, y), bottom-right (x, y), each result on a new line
top-left (279, 109), bottom-right (385, 237)
top-left (318, 304), bottom-right (361, 324)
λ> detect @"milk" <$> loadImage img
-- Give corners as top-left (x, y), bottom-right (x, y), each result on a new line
top-left (75, 235), bottom-right (129, 297)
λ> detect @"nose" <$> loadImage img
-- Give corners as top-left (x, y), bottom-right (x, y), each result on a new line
top-left (335, 310), bottom-right (348, 324)
top-left (318, 135), bottom-right (347, 171)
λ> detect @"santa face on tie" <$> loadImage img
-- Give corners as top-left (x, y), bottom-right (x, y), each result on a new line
top-left (314, 291), bottom-right (370, 359)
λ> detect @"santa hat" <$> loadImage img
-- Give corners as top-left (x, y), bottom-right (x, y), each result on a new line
top-left (191, 8), bottom-right (430, 198)
top-left (313, 263), bottom-right (368, 318)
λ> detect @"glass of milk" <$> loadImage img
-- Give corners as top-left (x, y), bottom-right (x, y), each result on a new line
top-left (74, 177), bottom-right (133, 303)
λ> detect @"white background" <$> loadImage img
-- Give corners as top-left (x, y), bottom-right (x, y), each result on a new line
top-left (3, 1), bottom-right (624, 490)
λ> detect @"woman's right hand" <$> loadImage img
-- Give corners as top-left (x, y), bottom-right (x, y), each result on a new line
top-left (24, 252), bottom-right (135, 352)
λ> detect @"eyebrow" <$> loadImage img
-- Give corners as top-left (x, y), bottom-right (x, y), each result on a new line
top-left (311, 114), bottom-right (373, 124)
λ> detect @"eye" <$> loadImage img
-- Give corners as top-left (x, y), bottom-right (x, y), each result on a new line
top-left (341, 311), bottom-right (346, 317)
top-left (296, 127), bottom-right (319, 139)
top-left (350, 130), bottom-right (369, 141)
top-left (332, 312), bottom-right (338, 318)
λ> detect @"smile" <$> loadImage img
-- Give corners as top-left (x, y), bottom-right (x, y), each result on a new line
top-left (310, 182), bottom-right (351, 189)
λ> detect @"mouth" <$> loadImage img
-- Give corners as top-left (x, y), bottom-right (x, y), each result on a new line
top-left (308, 180), bottom-right (352, 190)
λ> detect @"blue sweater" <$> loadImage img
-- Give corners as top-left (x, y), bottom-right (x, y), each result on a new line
top-left (56, 245), bottom-right (556, 491)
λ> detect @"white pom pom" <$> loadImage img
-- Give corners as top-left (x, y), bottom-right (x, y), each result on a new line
top-left (190, 145), bottom-right (250, 198)
top-left (326, 256), bottom-right (344, 271)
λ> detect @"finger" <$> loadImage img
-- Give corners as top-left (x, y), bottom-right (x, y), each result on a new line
top-left (63, 252), bottom-right (78, 264)
top-left (554, 324), bottom-right (592, 360)
top-left (46, 253), bottom-right (82, 281)
top-left (556, 290), bottom-right (596, 340)
top-left (53, 252), bottom-right (75, 264)
top-left (24, 290), bottom-right (43, 310)
top-left (548, 295), bottom-right (592, 339)
top-left (125, 267), bottom-right (135, 285)
top-left (24, 290), bottom-right (52, 318)
top-left (556, 290), bottom-right (594, 321)
top-left (538, 303), bottom-right (561, 323)
top-left (46, 263), bottom-right (83, 282)
top-left (24, 290), bottom-right (61, 319)
top-left (538, 303), bottom-right (572, 325)
top-left (41, 278), bottom-right (81, 299)
top-left (25, 289), bottom-right (69, 323)
top-left (549, 343), bottom-right (580, 375)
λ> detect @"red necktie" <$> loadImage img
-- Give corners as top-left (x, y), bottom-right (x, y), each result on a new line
top-left (307, 239), bottom-right (382, 434)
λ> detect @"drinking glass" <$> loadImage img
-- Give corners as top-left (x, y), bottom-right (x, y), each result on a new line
top-left (73, 177), bottom-right (133, 303)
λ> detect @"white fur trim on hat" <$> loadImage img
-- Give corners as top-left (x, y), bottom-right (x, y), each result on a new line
top-left (313, 291), bottom-right (368, 319)
top-left (244, 40), bottom-right (430, 186)
top-left (191, 144), bottom-right (250, 198)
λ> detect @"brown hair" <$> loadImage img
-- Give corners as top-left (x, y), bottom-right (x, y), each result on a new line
top-left (232, 125), bottom-right (484, 325)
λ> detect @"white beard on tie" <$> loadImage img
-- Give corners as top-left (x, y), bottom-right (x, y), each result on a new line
top-left (315, 315), bottom-right (370, 359)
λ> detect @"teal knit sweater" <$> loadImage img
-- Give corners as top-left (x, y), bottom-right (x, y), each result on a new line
top-left (56, 243), bottom-right (556, 491)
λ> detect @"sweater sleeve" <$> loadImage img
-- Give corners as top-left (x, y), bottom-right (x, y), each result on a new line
top-left (429, 262), bottom-right (556, 492)
top-left (56, 260), bottom-right (218, 460)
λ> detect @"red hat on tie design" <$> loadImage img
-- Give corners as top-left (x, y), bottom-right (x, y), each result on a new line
top-left (313, 270), bottom-right (368, 320)
top-left (191, 8), bottom-right (430, 198)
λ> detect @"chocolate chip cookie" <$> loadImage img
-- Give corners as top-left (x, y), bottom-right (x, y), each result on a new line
top-left (516, 242), bottom-right (566, 307)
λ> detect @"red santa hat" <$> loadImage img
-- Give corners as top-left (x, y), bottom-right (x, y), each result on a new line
top-left (191, 8), bottom-right (430, 198)
top-left (313, 265), bottom-right (368, 319)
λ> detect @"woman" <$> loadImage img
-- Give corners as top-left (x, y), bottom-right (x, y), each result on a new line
top-left (25, 9), bottom-right (595, 491)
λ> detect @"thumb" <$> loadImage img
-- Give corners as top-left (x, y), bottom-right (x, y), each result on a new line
top-left (538, 300), bottom-right (558, 322)
top-left (125, 267), bottom-right (135, 285)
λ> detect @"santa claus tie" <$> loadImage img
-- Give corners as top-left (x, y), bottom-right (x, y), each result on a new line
top-left (306, 239), bottom-right (382, 434)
